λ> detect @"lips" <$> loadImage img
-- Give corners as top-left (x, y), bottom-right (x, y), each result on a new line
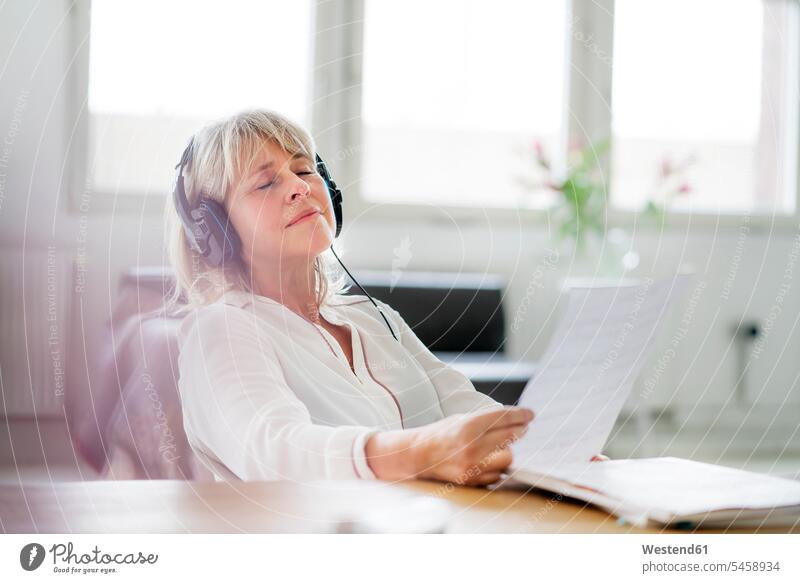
top-left (287, 209), bottom-right (320, 227)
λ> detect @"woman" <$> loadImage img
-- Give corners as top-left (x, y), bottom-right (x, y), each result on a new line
top-left (164, 108), bottom-right (535, 485)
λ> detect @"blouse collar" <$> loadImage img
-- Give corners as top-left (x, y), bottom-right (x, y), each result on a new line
top-left (218, 288), bottom-right (360, 326)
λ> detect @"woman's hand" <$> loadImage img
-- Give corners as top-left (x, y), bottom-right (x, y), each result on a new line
top-left (366, 407), bottom-right (535, 486)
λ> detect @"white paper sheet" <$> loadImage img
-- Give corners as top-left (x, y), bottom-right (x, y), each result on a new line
top-left (512, 275), bottom-right (691, 467)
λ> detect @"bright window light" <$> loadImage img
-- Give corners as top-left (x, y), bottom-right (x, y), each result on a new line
top-left (611, 0), bottom-right (798, 214)
top-left (360, 0), bottom-right (568, 209)
top-left (87, 0), bottom-right (313, 196)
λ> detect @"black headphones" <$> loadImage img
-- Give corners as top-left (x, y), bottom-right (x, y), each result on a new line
top-left (172, 137), bottom-right (398, 341)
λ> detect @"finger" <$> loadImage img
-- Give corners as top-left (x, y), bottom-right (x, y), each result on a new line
top-left (465, 407), bottom-right (534, 436)
top-left (474, 445), bottom-right (513, 473)
top-left (484, 423), bottom-right (529, 448)
top-left (469, 425), bottom-right (528, 469)
top-left (469, 471), bottom-right (503, 486)
top-left (591, 454), bottom-right (610, 462)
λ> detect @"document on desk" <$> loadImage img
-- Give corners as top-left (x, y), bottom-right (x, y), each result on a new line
top-left (506, 274), bottom-right (800, 528)
top-left (511, 275), bottom-right (691, 468)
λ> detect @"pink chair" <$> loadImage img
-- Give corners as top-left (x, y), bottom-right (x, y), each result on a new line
top-left (71, 269), bottom-right (213, 481)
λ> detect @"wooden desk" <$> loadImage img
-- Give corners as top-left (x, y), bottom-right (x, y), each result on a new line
top-left (1, 479), bottom-right (796, 534)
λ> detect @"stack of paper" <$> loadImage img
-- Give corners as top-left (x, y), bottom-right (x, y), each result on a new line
top-left (507, 275), bottom-right (800, 528)
top-left (512, 457), bottom-right (800, 528)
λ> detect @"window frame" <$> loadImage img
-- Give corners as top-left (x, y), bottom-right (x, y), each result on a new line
top-left (66, 0), bottom-right (318, 216)
top-left (331, 0), bottom-right (800, 231)
top-left (69, 0), bottom-right (800, 231)
top-left (605, 0), bottom-right (800, 225)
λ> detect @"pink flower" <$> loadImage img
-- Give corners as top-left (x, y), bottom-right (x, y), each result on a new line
top-left (660, 158), bottom-right (673, 178)
top-left (568, 138), bottom-right (585, 154)
top-left (532, 140), bottom-right (549, 169)
top-left (544, 180), bottom-right (561, 191)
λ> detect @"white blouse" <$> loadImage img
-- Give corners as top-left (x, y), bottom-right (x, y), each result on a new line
top-left (176, 288), bottom-right (503, 482)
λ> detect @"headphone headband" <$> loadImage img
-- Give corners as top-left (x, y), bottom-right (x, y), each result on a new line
top-left (172, 140), bottom-right (199, 248)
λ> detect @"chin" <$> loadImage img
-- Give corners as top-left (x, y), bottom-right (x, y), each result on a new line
top-left (282, 234), bottom-right (334, 260)
top-left (310, 233), bottom-right (335, 255)
top-left (307, 224), bottom-right (335, 250)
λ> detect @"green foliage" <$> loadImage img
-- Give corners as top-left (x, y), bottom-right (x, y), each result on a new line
top-left (523, 138), bottom-right (611, 254)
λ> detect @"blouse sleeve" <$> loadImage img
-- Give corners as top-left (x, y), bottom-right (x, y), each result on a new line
top-left (177, 304), bottom-right (379, 481)
top-left (374, 299), bottom-right (504, 417)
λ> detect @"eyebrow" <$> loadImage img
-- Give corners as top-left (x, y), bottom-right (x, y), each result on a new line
top-left (249, 152), bottom-right (309, 179)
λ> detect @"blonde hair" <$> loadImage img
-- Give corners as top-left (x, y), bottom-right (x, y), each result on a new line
top-left (163, 109), bottom-right (351, 317)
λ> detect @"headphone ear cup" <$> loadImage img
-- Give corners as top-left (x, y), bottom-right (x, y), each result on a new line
top-left (315, 153), bottom-right (343, 239)
top-left (330, 187), bottom-right (343, 238)
top-left (195, 198), bottom-right (241, 268)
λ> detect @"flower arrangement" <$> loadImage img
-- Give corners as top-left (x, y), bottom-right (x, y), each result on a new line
top-left (518, 139), bottom-right (695, 253)
top-left (517, 138), bottom-right (611, 254)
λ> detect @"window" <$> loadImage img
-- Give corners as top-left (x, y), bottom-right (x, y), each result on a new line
top-left (359, 0), bottom-right (568, 209)
top-left (86, 0), bottom-right (313, 197)
top-left (610, 0), bottom-right (799, 214)
top-left (81, 0), bottom-right (800, 219)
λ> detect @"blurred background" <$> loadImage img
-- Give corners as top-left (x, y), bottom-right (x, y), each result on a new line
top-left (0, 0), bottom-right (798, 484)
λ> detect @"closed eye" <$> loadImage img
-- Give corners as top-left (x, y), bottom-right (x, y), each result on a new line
top-left (256, 170), bottom-right (315, 191)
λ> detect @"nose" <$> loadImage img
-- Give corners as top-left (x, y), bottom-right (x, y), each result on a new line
top-left (289, 175), bottom-right (311, 201)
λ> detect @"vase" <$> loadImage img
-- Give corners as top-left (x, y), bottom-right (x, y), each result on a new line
top-left (553, 228), bottom-right (640, 281)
